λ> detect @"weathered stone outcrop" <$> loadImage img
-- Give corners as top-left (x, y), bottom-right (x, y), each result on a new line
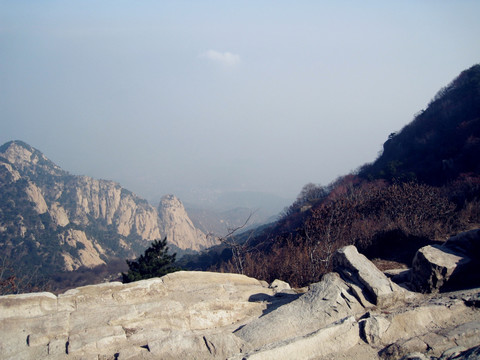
top-left (411, 229), bottom-right (480, 292)
top-left (0, 272), bottom-right (272, 359)
top-left (333, 245), bottom-right (404, 307)
top-left (234, 271), bottom-right (364, 349)
top-left (1, 243), bottom-right (480, 360)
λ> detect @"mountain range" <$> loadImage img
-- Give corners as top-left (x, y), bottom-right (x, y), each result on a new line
top-left (0, 141), bottom-right (216, 290)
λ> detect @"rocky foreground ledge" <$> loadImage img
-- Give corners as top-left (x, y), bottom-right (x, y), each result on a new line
top-left (1, 230), bottom-right (480, 360)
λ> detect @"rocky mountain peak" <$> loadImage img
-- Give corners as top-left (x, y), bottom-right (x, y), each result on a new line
top-left (0, 140), bottom-right (164, 278)
top-left (158, 194), bottom-right (218, 251)
top-left (159, 194), bottom-right (183, 209)
top-left (0, 140), bottom-right (65, 177)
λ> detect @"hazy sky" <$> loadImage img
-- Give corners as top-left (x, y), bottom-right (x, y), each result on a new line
top-left (1, 1), bottom-right (479, 205)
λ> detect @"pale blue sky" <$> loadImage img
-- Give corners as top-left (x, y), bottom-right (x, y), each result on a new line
top-left (1, 1), bottom-right (479, 204)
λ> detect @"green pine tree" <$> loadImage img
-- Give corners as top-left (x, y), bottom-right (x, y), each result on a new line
top-left (122, 238), bottom-right (180, 283)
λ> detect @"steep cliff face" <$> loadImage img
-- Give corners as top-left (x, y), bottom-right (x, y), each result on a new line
top-left (57, 175), bottom-right (161, 240)
top-left (0, 141), bottom-right (162, 278)
top-left (158, 195), bottom-right (218, 251)
top-left (0, 141), bottom-right (219, 287)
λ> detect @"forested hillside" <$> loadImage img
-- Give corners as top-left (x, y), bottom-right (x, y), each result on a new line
top-left (359, 64), bottom-right (480, 185)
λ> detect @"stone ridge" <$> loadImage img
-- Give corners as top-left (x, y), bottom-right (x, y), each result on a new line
top-left (2, 234), bottom-right (480, 360)
top-left (0, 271), bottom-right (273, 359)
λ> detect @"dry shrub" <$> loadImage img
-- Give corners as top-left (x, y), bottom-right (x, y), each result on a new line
top-left (0, 255), bottom-right (46, 295)
top-left (222, 181), bottom-right (464, 288)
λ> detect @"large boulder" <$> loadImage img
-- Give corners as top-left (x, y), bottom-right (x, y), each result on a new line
top-left (333, 245), bottom-right (404, 307)
top-left (411, 229), bottom-right (480, 293)
top-left (411, 245), bottom-right (471, 292)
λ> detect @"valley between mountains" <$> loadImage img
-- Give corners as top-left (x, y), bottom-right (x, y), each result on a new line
top-left (0, 140), bottom-right (267, 291)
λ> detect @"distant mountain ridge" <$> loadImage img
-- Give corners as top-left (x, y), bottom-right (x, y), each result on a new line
top-left (0, 141), bottom-right (209, 288)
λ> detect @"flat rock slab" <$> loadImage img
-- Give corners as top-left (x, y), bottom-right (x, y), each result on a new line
top-left (0, 292), bottom-right (58, 319)
top-left (229, 316), bottom-right (359, 360)
top-left (234, 272), bottom-right (365, 350)
top-left (0, 271), bottom-right (274, 359)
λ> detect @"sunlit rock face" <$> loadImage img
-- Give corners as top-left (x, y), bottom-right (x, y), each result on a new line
top-left (158, 194), bottom-right (218, 251)
top-left (0, 141), bottom-right (220, 279)
top-left (0, 271), bottom-right (274, 359)
top-left (2, 243), bottom-right (480, 360)
top-left (66, 175), bottom-right (162, 241)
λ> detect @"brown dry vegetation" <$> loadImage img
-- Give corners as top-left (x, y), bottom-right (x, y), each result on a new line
top-left (220, 177), bottom-right (480, 288)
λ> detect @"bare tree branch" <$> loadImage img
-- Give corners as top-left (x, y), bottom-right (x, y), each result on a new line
top-left (206, 211), bottom-right (256, 275)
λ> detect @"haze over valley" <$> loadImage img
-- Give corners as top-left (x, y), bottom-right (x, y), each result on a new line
top-left (2, 1), bottom-right (480, 207)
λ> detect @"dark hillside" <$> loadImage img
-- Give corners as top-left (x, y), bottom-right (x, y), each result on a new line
top-left (359, 64), bottom-right (480, 185)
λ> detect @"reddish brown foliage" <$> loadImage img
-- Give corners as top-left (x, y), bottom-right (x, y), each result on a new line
top-left (221, 181), bottom-right (475, 288)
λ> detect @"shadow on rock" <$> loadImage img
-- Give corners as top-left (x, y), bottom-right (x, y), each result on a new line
top-left (248, 292), bottom-right (302, 318)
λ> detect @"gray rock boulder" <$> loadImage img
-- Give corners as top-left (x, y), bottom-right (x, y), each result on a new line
top-left (411, 245), bottom-right (472, 293)
top-left (333, 245), bottom-right (404, 307)
top-left (410, 228), bottom-right (480, 293)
